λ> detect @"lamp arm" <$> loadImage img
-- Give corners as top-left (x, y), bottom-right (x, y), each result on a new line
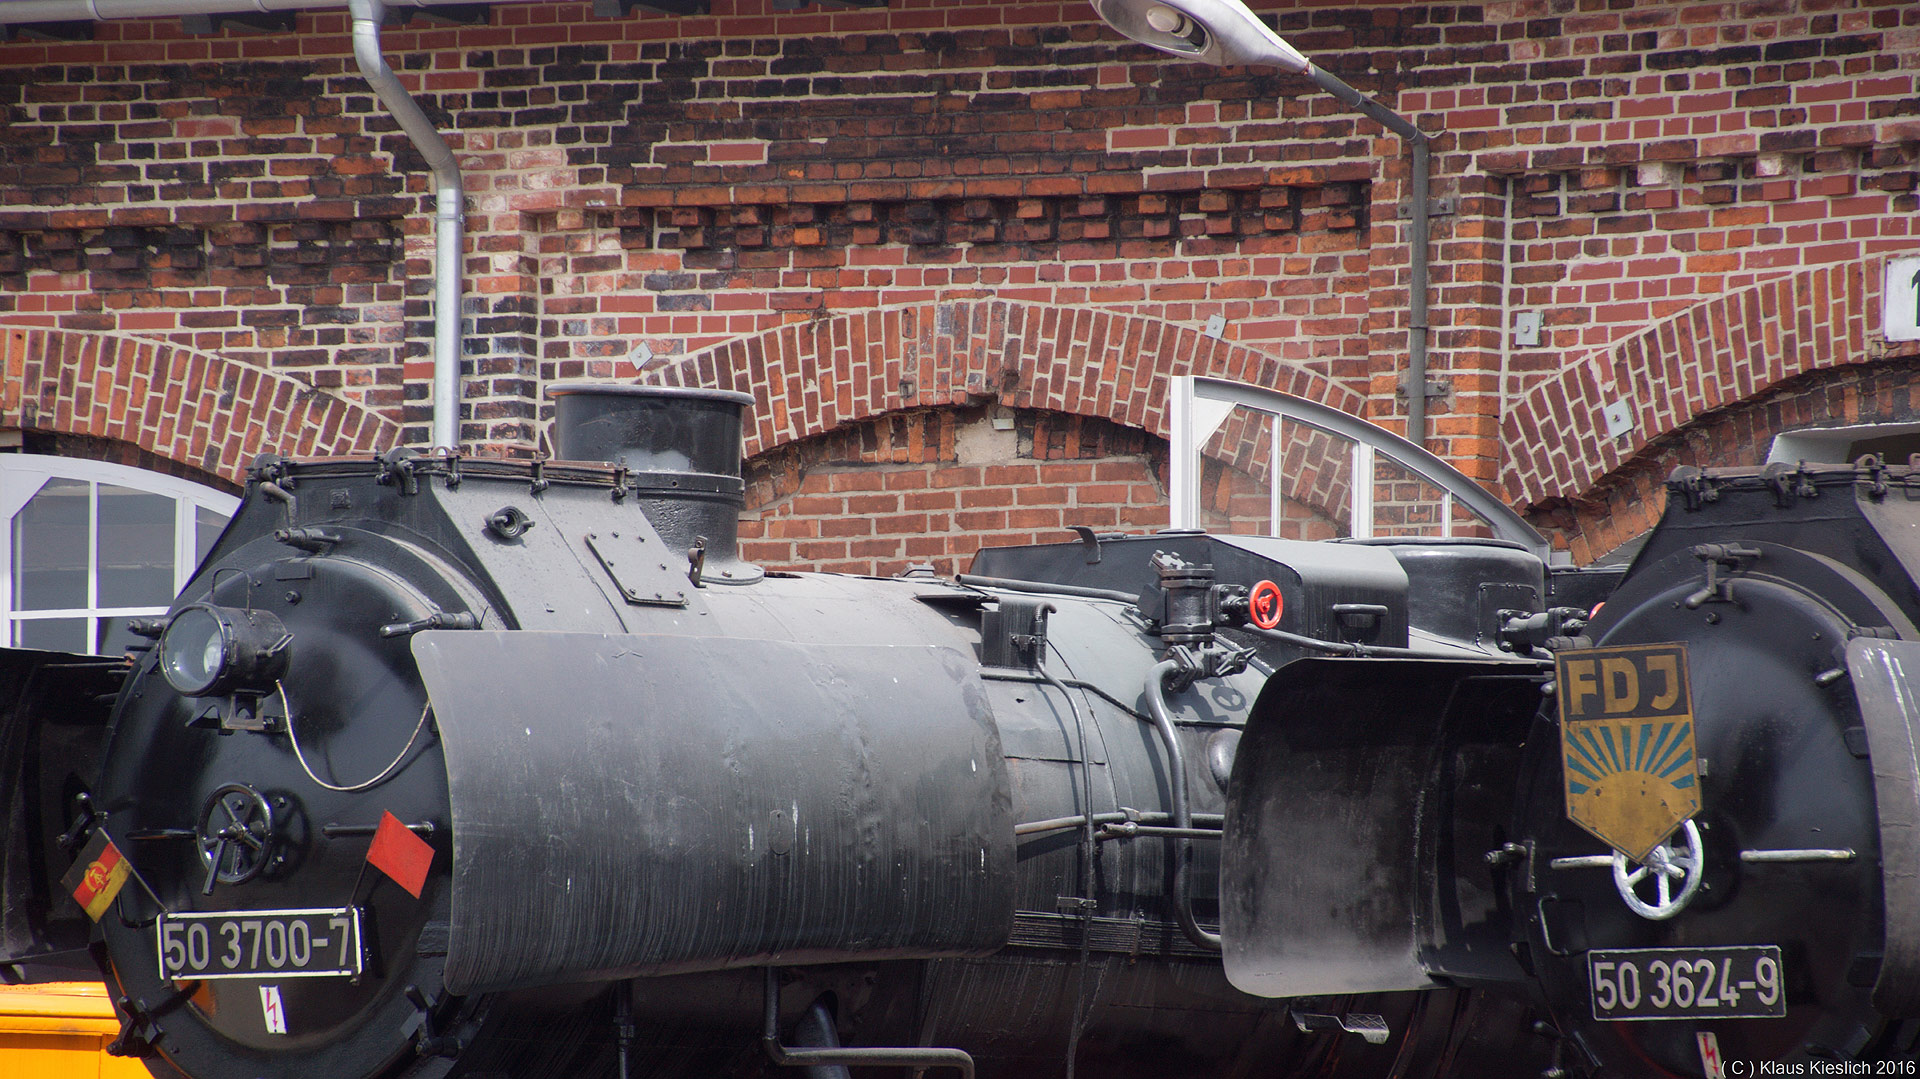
top-left (1300, 64), bottom-right (1423, 145)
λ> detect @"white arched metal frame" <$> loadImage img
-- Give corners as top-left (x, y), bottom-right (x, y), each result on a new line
top-left (0, 455), bottom-right (239, 654)
top-left (1167, 375), bottom-right (1549, 559)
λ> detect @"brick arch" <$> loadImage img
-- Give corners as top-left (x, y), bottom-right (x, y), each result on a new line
top-left (1535, 357), bottom-right (1920, 564)
top-left (1501, 256), bottom-right (1920, 510)
top-left (640, 300), bottom-right (1365, 457)
top-left (1, 326), bottom-right (399, 483)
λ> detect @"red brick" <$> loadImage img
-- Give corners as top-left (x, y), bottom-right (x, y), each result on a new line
top-left (1, 0), bottom-right (1910, 571)
top-left (905, 490), bottom-right (958, 511)
top-left (818, 517), bottom-right (873, 538)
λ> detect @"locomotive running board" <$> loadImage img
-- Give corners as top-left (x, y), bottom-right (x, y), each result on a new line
top-left (1220, 655), bottom-right (1545, 998)
top-left (1845, 638), bottom-right (1920, 1018)
top-left (0, 646), bottom-right (126, 977)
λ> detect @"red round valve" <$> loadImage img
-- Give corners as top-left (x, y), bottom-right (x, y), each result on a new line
top-left (1248, 579), bottom-right (1284, 629)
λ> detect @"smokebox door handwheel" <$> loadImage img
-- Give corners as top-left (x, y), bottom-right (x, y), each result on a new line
top-left (194, 783), bottom-right (277, 895)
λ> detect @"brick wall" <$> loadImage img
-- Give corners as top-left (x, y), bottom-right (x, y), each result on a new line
top-left (741, 407), bottom-right (1165, 575)
top-left (1539, 356), bottom-right (1920, 564)
top-left (1, 0), bottom-right (1917, 569)
top-left (0, 325), bottom-right (395, 476)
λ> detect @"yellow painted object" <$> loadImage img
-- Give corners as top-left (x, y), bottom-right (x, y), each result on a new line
top-left (0, 982), bottom-right (152, 1079)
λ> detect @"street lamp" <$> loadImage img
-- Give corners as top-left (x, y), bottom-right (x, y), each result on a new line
top-left (1090, 0), bottom-right (1437, 446)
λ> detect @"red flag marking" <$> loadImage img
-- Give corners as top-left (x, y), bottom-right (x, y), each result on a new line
top-left (366, 811), bottom-right (434, 899)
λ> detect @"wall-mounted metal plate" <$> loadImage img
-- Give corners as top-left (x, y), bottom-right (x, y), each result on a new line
top-left (1513, 311), bottom-right (1542, 347)
top-left (1886, 256), bottom-right (1920, 343)
top-left (1602, 401), bottom-right (1635, 441)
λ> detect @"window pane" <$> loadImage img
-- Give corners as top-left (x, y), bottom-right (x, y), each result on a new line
top-left (1450, 498), bottom-right (1496, 541)
top-left (1198, 406), bottom-right (1353, 540)
top-left (97, 484), bottom-right (176, 608)
top-left (1370, 459), bottom-right (1449, 538)
top-left (195, 505), bottom-right (227, 568)
top-left (13, 478), bottom-right (89, 611)
top-left (17, 616), bottom-right (88, 653)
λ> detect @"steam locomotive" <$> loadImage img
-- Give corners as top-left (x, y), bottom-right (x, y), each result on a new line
top-left (1498, 460), bottom-right (1920, 1072)
top-left (0, 383), bottom-right (1915, 1078)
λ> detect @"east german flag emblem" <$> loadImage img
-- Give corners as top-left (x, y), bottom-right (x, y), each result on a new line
top-left (61, 831), bottom-right (132, 922)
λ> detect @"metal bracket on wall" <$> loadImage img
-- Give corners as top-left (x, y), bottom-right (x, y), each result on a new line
top-left (1399, 374), bottom-right (1450, 400)
top-left (1398, 197), bottom-right (1456, 219)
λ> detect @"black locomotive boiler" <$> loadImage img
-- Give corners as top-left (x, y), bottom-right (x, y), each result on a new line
top-left (1493, 462), bottom-right (1920, 1073)
top-left (1209, 457), bottom-right (1920, 1077)
top-left (0, 384), bottom-right (1571, 1079)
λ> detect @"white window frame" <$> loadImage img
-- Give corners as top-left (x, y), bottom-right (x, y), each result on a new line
top-left (1167, 375), bottom-right (1549, 559)
top-left (0, 455), bottom-right (240, 653)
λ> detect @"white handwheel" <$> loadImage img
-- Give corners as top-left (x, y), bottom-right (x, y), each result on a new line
top-left (1611, 819), bottom-right (1704, 920)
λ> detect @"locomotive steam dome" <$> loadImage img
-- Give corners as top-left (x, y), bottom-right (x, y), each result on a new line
top-left (549, 382), bottom-right (752, 477)
top-left (549, 383), bottom-right (760, 579)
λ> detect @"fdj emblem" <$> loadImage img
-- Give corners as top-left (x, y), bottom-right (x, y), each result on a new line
top-left (1556, 643), bottom-right (1700, 862)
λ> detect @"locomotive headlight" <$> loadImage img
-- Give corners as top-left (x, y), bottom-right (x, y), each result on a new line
top-left (159, 604), bottom-right (292, 698)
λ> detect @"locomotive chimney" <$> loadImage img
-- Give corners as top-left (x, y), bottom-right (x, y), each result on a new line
top-left (548, 384), bottom-right (759, 581)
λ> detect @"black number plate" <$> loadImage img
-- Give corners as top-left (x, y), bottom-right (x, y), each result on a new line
top-left (158, 907), bottom-right (362, 981)
top-left (1589, 945), bottom-right (1785, 1020)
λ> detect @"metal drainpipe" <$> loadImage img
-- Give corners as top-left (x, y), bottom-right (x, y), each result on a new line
top-left (1299, 63), bottom-right (1433, 448)
top-left (347, 0), bottom-right (464, 452)
top-left (1406, 135), bottom-right (1431, 448)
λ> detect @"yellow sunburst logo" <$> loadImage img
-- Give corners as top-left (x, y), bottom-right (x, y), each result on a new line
top-left (1556, 643), bottom-right (1700, 862)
